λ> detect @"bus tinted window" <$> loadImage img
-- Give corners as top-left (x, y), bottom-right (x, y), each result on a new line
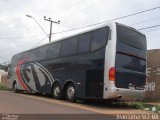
top-left (36, 46), bottom-right (48, 60)
top-left (29, 45), bottom-right (48, 61)
top-left (91, 27), bottom-right (109, 51)
top-left (29, 49), bottom-right (40, 61)
top-left (117, 25), bottom-right (147, 50)
top-left (61, 37), bottom-right (77, 56)
top-left (48, 42), bottom-right (61, 58)
top-left (116, 53), bottom-right (146, 72)
top-left (78, 32), bottom-right (91, 53)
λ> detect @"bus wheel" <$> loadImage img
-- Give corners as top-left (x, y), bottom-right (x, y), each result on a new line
top-left (13, 82), bottom-right (17, 93)
top-left (65, 83), bottom-right (76, 102)
top-left (52, 83), bottom-right (63, 99)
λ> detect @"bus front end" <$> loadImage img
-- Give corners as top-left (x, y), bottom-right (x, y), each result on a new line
top-left (104, 23), bottom-right (147, 101)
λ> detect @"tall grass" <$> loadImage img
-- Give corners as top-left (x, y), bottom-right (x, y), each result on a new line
top-left (0, 83), bottom-right (9, 90)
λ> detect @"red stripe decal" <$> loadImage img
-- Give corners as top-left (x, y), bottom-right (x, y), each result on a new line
top-left (16, 59), bottom-right (28, 91)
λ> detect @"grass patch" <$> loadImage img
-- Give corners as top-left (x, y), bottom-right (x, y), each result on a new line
top-left (0, 83), bottom-right (11, 91)
top-left (110, 101), bottom-right (160, 113)
top-left (126, 102), bottom-right (160, 113)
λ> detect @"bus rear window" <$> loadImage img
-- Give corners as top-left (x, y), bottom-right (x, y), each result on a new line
top-left (117, 25), bottom-right (147, 50)
top-left (91, 27), bottom-right (109, 51)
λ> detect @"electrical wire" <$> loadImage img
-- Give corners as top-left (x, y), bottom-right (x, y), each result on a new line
top-left (31, 36), bottom-right (48, 48)
top-left (0, 35), bottom-right (44, 39)
top-left (131, 16), bottom-right (160, 25)
top-left (138, 25), bottom-right (160, 30)
top-left (52, 6), bottom-right (160, 35)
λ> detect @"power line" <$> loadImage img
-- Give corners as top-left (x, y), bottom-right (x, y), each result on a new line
top-left (0, 37), bottom-right (26, 39)
top-left (142, 27), bottom-right (160, 34)
top-left (0, 37), bottom-right (48, 61)
top-left (0, 35), bottom-right (44, 39)
top-left (131, 16), bottom-right (160, 25)
top-left (1, 5), bottom-right (159, 47)
top-left (1, 6), bottom-right (159, 41)
top-left (31, 36), bottom-right (48, 48)
top-left (32, 6), bottom-right (160, 47)
top-left (138, 25), bottom-right (160, 30)
top-left (52, 5), bottom-right (160, 35)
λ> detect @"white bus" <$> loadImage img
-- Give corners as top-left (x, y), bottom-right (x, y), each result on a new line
top-left (8, 22), bottom-right (147, 102)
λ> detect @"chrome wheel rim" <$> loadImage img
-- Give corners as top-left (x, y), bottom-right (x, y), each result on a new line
top-left (54, 86), bottom-right (60, 97)
top-left (67, 86), bottom-right (75, 99)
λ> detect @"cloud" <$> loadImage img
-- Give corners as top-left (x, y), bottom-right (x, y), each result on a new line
top-left (0, 0), bottom-right (160, 63)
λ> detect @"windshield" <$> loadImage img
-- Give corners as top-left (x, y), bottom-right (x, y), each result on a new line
top-left (117, 24), bottom-right (147, 50)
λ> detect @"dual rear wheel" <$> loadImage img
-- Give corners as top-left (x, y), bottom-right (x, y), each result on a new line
top-left (52, 83), bottom-right (76, 102)
top-left (52, 83), bottom-right (63, 99)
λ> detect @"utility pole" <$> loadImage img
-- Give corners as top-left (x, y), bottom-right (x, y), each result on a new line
top-left (44, 16), bottom-right (60, 42)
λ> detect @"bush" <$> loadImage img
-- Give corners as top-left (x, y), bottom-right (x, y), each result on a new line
top-left (0, 83), bottom-right (9, 90)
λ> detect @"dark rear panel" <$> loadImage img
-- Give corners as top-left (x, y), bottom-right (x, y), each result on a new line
top-left (115, 24), bottom-right (147, 90)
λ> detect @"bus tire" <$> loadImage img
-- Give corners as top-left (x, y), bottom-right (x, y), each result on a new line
top-left (52, 83), bottom-right (63, 99)
top-left (13, 82), bottom-right (17, 93)
top-left (65, 83), bottom-right (76, 102)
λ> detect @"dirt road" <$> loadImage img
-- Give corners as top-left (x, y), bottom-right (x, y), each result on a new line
top-left (0, 91), bottom-right (155, 120)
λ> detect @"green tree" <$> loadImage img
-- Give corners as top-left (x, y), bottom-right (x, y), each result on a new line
top-left (0, 64), bottom-right (8, 72)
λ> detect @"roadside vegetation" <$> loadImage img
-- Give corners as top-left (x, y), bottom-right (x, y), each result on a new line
top-left (124, 102), bottom-right (160, 113)
top-left (84, 100), bottom-right (160, 113)
top-left (0, 83), bottom-right (10, 91)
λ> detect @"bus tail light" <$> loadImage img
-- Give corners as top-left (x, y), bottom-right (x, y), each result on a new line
top-left (109, 67), bottom-right (115, 81)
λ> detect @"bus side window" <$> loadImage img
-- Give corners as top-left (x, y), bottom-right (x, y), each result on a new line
top-left (61, 37), bottom-right (77, 56)
top-left (29, 49), bottom-right (38, 62)
top-left (78, 32), bottom-right (91, 53)
top-left (36, 46), bottom-right (48, 61)
top-left (91, 27), bottom-right (109, 51)
top-left (48, 42), bottom-right (61, 58)
top-left (29, 46), bottom-right (48, 61)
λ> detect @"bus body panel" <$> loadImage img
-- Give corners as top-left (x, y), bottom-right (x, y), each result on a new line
top-left (8, 68), bottom-right (24, 91)
top-left (8, 24), bottom-right (109, 99)
top-left (103, 23), bottom-right (117, 99)
top-left (8, 49), bottom-right (105, 98)
top-left (44, 49), bottom-right (105, 98)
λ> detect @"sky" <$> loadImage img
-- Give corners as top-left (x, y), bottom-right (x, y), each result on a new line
top-left (0, 0), bottom-right (160, 63)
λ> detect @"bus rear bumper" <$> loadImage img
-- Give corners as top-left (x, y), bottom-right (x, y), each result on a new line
top-left (104, 87), bottom-right (145, 101)
top-left (115, 88), bottom-right (145, 101)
